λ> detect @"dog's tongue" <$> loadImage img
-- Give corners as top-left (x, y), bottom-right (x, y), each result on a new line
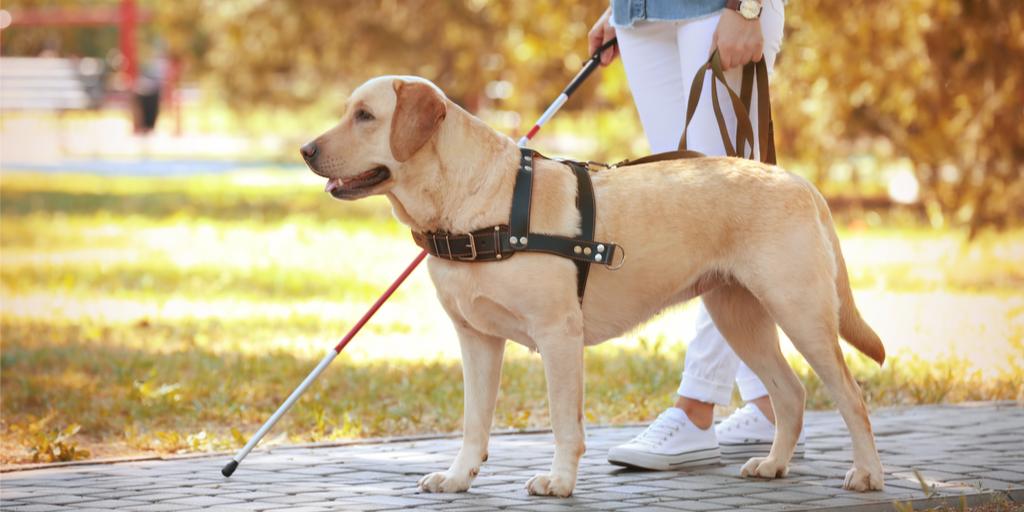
top-left (324, 178), bottom-right (343, 194)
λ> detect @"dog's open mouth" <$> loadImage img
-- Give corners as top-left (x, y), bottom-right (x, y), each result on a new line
top-left (324, 166), bottom-right (391, 199)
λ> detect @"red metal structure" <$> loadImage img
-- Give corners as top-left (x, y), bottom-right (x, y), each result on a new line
top-left (119, 0), bottom-right (138, 89)
top-left (6, 0), bottom-right (151, 88)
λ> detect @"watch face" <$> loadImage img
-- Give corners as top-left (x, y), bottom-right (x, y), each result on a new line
top-left (739, 0), bottom-right (762, 18)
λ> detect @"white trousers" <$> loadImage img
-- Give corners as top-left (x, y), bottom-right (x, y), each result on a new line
top-left (616, 1), bottom-right (785, 405)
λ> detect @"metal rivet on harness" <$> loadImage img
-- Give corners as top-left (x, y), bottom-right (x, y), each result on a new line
top-left (573, 245), bottom-right (582, 254)
top-left (519, 236), bottom-right (528, 245)
top-left (597, 244), bottom-right (605, 252)
top-left (509, 236), bottom-right (517, 245)
top-left (583, 247), bottom-right (592, 256)
top-left (595, 254), bottom-right (603, 262)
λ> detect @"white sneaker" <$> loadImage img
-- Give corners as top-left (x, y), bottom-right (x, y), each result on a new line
top-left (607, 408), bottom-right (721, 470)
top-left (715, 403), bottom-right (806, 457)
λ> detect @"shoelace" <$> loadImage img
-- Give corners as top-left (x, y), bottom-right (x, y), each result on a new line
top-left (716, 405), bottom-right (761, 433)
top-left (632, 413), bottom-right (682, 446)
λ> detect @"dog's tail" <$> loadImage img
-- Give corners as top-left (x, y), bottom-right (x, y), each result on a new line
top-left (810, 187), bottom-right (886, 365)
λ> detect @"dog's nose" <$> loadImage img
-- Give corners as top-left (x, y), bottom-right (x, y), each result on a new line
top-left (300, 141), bottom-right (319, 162)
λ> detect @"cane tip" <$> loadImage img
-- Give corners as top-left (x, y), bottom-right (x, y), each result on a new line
top-left (221, 460), bottom-right (239, 477)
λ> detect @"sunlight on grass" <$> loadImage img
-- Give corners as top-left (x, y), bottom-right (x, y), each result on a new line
top-left (1, 169), bottom-right (1022, 465)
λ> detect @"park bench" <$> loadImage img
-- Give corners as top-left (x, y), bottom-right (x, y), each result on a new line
top-left (0, 56), bottom-right (105, 111)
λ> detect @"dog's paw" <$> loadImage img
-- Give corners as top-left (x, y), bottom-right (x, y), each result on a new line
top-left (843, 466), bottom-right (885, 491)
top-left (418, 471), bottom-right (471, 493)
top-left (740, 456), bottom-right (789, 479)
top-left (525, 472), bottom-right (575, 497)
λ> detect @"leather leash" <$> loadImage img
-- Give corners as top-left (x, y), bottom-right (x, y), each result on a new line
top-left (616, 50), bottom-right (776, 168)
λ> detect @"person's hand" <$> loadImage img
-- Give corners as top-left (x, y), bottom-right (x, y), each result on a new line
top-left (588, 7), bottom-right (619, 66)
top-left (712, 9), bottom-right (763, 69)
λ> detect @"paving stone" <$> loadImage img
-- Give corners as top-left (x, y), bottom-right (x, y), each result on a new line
top-left (655, 489), bottom-right (724, 500)
top-left (646, 499), bottom-right (728, 511)
top-left (971, 470), bottom-right (1024, 483)
top-left (570, 501), bottom-right (639, 510)
top-left (345, 494), bottom-right (449, 508)
top-left (2, 505), bottom-right (68, 512)
top-left (163, 495), bottom-right (245, 507)
top-left (747, 490), bottom-right (823, 504)
top-left (0, 403), bottom-right (1021, 511)
top-left (262, 507), bottom-right (334, 512)
top-left (511, 503), bottom-right (583, 511)
top-left (209, 503), bottom-right (279, 512)
top-left (76, 498), bottom-right (155, 509)
top-left (17, 493), bottom-right (94, 505)
top-left (621, 506), bottom-right (685, 512)
top-left (798, 496), bottom-right (873, 508)
top-left (703, 495), bottom-right (770, 507)
top-left (326, 499), bottom-right (407, 511)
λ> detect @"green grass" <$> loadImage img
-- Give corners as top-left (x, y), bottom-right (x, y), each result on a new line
top-left (1, 170), bottom-right (1022, 465)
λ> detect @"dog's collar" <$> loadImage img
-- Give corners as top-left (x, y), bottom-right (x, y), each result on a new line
top-left (411, 147), bottom-right (622, 302)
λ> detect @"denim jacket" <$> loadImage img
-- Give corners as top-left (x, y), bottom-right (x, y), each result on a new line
top-left (611, 0), bottom-right (727, 27)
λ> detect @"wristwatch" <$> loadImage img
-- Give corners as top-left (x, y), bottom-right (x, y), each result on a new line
top-left (726, 0), bottom-right (763, 20)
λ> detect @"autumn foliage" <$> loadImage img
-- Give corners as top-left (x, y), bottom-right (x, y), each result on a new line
top-left (3, 0), bottom-right (1022, 233)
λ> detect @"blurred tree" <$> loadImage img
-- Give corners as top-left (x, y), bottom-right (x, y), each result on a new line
top-left (4, 0), bottom-right (1021, 234)
top-left (153, 0), bottom-right (616, 118)
top-left (773, 0), bottom-right (1024, 236)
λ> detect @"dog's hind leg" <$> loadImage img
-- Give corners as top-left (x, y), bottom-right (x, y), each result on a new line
top-left (419, 323), bottom-right (505, 493)
top-left (702, 284), bottom-right (805, 479)
top-left (752, 263), bottom-right (885, 491)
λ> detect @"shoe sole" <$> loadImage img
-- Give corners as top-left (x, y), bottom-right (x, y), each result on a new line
top-left (607, 446), bottom-right (721, 471)
top-left (720, 441), bottom-right (805, 458)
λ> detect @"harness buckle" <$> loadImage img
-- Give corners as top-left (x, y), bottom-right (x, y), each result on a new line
top-left (458, 234), bottom-right (478, 261)
top-left (442, 233), bottom-right (455, 260)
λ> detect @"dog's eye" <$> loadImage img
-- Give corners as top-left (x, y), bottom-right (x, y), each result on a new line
top-left (354, 109), bottom-right (375, 122)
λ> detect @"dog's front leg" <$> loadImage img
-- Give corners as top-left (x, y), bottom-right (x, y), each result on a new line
top-left (526, 320), bottom-right (586, 497)
top-left (418, 325), bottom-right (505, 493)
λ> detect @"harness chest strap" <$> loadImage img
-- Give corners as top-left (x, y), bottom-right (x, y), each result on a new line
top-left (411, 147), bottom-right (621, 301)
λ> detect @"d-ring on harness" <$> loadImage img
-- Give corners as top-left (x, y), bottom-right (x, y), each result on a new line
top-left (412, 147), bottom-right (622, 302)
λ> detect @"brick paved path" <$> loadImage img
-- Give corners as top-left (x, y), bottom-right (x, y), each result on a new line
top-left (2, 402), bottom-right (1021, 511)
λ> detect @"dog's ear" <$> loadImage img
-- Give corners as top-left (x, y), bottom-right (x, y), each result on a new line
top-left (390, 80), bottom-right (447, 162)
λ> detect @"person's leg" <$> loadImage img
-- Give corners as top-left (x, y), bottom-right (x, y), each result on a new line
top-left (737, 363), bottom-right (774, 421)
top-left (609, 1), bottom-right (789, 470)
top-left (607, 21), bottom-right (725, 470)
top-left (671, 1), bottom-right (807, 457)
top-left (615, 21), bottom-right (688, 154)
top-left (620, 20), bottom-right (748, 419)
top-left (675, 302), bottom-right (743, 428)
top-left (673, 0), bottom-right (786, 426)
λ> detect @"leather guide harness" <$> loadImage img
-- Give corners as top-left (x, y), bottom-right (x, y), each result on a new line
top-left (411, 51), bottom-right (774, 304)
top-left (413, 147), bottom-right (622, 302)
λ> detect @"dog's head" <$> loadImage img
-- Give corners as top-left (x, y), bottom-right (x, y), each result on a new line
top-left (301, 76), bottom-right (447, 200)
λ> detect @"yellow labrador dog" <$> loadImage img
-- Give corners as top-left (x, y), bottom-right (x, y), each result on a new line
top-left (301, 76), bottom-right (886, 497)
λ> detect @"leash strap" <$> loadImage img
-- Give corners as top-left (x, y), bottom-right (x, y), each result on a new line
top-left (677, 51), bottom-right (774, 164)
